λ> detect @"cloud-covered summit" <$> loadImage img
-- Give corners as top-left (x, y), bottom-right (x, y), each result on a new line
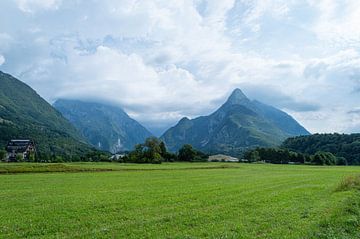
top-left (0, 0), bottom-right (359, 135)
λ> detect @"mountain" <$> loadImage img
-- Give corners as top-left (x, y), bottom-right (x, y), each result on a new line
top-left (161, 88), bottom-right (310, 156)
top-left (0, 71), bottom-right (93, 157)
top-left (53, 99), bottom-right (153, 153)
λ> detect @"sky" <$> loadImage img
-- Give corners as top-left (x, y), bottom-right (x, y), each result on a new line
top-left (0, 0), bottom-right (359, 135)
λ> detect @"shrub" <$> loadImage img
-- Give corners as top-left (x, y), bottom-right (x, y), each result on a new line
top-left (336, 175), bottom-right (360, 192)
top-left (178, 144), bottom-right (208, 162)
top-left (311, 151), bottom-right (337, 165)
top-left (243, 147), bottom-right (306, 164)
top-left (336, 157), bottom-right (347, 165)
top-left (16, 154), bottom-right (23, 162)
top-left (178, 144), bottom-right (196, 162)
top-left (0, 150), bottom-right (6, 161)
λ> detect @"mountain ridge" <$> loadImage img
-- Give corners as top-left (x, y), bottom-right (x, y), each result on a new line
top-left (161, 88), bottom-right (310, 156)
top-left (0, 71), bottom-right (94, 157)
top-left (53, 99), bottom-right (153, 153)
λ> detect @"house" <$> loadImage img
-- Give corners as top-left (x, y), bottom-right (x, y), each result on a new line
top-left (6, 139), bottom-right (36, 162)
top-left (208, 154), bottom-right (239, 162)
top-left (109, 153), bottom-right (126, 161)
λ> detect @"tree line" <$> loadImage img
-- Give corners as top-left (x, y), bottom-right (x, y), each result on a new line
top-left (281, 133), bottom-right (360, 165)
top-left (1, 137), bottom-right (208, 163)
top-left (0, 149), bottom-right (112, 163)
top-left (244, 147), bottom-right (347, 165)
top-left (120, 137), bottom-right (208, 163)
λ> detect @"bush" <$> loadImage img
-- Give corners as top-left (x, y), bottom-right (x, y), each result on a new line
top-left (336, 175), bottom-right (360, 192)
top-left (336, 157), bottom-right (348, 165)
top-left (123, 137), bottom-right (175, 164)
top-left (0, 150), bottom-right (6, 161)
top-left (244, 150), bottom-right (260, 162)
top-left (310, 151), bottom-right (337, 165)
top-left (244, 147), bottom-right (306, 164)
top-left (178, 144), bottom-right (208, 162)
top-left (16, 154), bottom-right (23, 162)
top-left (178, 144), bottom-right (196, 162)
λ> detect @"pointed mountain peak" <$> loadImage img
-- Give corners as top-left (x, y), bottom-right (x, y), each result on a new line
top-left (226, 88), bottom-right (249, 105)
top-left (180, 116), bottom-right (190, 121)
top-left (178, 116), bottom-right (190, 124)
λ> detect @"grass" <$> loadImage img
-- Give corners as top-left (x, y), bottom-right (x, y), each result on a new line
top-left (0, 162), bottom-right (238, 174)
top-left (310, 174), bottom-right (360, 238)
top-left (0, 163), bottom-right (360, 238)
top-left (0, 163), bottom-right (111, 174)
top-left (336, 174), bottom-right (360, 192)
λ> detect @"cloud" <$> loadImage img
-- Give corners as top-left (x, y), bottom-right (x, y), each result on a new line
top-left (240, 84), bottom-right (320, 112)
top-left (348, 109), bottom-right (360, 115)
top-left (310, 0), bottom-right (360, 48)
top-left (0, 33), bottom-right (13, 52)
top-left (0, 55), bottom-right (5, 65)
top-left (19, 44), bottom-right (222, 134)
top-left (1, 0), bottom-right (360, 134)
top-left (15, 0), bottom-right (62, 13)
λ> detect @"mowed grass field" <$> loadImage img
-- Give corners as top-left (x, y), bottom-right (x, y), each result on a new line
top-left (0, 163), bottom-right (360, 238)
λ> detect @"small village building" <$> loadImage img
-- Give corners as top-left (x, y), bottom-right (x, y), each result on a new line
top-left (6, 139), bottom-right (36, 162)
top-left (208, 154), bottom-right (239, 162)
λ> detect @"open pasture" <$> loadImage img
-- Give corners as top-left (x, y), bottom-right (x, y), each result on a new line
top-left (0, 163), bottom-right (359, 238)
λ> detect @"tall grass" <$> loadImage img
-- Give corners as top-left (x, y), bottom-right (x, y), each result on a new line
top-left (311, 174), bottom-right (360, 238)
top-left (336, 174), bottom-right (360, 192)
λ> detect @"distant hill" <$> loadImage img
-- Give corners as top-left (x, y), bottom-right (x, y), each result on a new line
top-left (53, 99), bottom-right (153, 153)
top-left (161, 89), bottom-right (310, 156)
top-left (282, 133), bottom-right (360, 165)
top-left (0, 71), bottom-right (94, 157)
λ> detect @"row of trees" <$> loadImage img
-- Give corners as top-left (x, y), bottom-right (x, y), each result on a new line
top-left (1, 137), bottom-right (208, 163)
top-left (0, 150), bottom-right (112, 163)
top-left (282, 133), bottom-right (360, 165)
top-left (121, 137), bottom-right (208, 164)
top-left (244, 147), bottom-right (348, 165)
top-left (35, 150), bottom-right (112, 163)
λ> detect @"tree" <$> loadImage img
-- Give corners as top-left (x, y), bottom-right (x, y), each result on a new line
top-left (244, 147), bottom-right (308, 164)
top-left (244, 149), bottom-right (259, 162)
top-left (336, 157), bottom-right (347, 165)
top-left (125, 137), bottom-right (171, 164)
top-left (16, 154), bottom-right (23, 162)
top-left (160, 142), bottom-right (167, 157)
top-left (178, 144), bottom-right (197, 162)
top-left (28, 152), bottom-right (36, 162)
top-left (311, 151), bottom-right (337, 165)
top-left (282, 133), bottom-right (360, 165)
top-left (0, 150), bottom-right (6, 161)
top-left (159, 141), bottom-right (177, 162)
top-left (143, 137), bottom-right (162, 161)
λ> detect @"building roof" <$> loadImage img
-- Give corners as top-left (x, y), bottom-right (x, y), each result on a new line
top-left (6, 139), bottom-right (34, 153)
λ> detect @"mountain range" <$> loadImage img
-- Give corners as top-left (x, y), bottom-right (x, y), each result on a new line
top-left (53, 99), bottom-right (153, 153)
top-left (160, 89), bottom-right (309, 155)
top-left (0, 70), bottom-right (310, 157)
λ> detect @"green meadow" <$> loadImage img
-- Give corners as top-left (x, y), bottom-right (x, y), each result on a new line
top-left (1, 163), bottom-right (360, 238)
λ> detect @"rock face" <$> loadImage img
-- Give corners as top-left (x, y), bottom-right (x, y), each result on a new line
top-left (53, 99), bottom-right (153, 153)
top-left (0, 71), bottom-right (93, 156)
top-left (161, 88), bottom-right (310, 156)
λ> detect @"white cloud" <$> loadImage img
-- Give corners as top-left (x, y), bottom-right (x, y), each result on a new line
top-left (0, 33), bottom-right (13, 52)
top-left (1, 0), bottom-right (360, 134)
top-left (15, 0), bottom-right (62, 13)
top-left (0, 55), bottom-right (5, 65)
top-left (236, 0), bottom-right (291, 33)
top-left (24, 45), bottom-right (221, 127)
top-left (310, 0), bottom-right (360, 48)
